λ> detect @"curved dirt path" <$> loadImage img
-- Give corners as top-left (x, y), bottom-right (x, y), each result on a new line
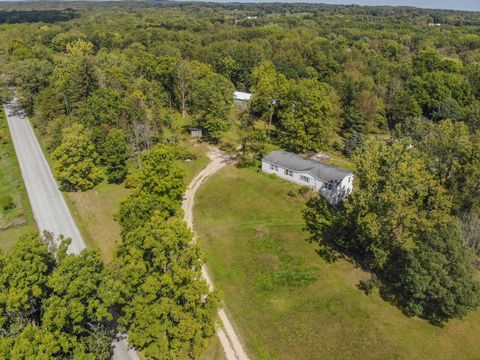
top-left (182, 147), bottom-right (250, 360)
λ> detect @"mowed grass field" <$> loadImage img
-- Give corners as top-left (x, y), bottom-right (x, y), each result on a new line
top-left (194, 166), bottom-right (480, 360)
top-left (0, 108), bottom-right (35, 252)
top-left (65, 182), bottom-right (131, 262)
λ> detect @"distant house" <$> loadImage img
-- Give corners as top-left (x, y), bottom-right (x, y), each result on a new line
top-left (233, 91), bottom-right (252, 110)
top-left (261, 150), bottom-right (354, 204)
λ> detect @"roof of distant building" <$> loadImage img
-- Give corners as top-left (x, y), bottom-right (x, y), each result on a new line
top-left (234, 91), bottom-right (252, 101)
top-left (262, 150), bottom-right (353, 182)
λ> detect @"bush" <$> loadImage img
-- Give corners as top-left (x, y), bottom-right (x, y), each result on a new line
top-left (177, 149), bottom-right (198, 161)
top-left (219, 141), bottom-right (237, 154)
top-left (236, 155), bottom-right (257, 168)
top-left (357, 279), bottom-right (375, 295)
top-left (0, 195), bottom-right (15, 211)
top-left (298, 186), bottom-right (311, 196)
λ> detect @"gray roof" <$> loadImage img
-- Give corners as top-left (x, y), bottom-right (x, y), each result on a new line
top-left (262, 150), bottom-right (353, 182)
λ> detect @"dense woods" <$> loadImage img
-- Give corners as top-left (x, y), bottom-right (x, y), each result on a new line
top-left (0, 1), bottom-right (480, 356)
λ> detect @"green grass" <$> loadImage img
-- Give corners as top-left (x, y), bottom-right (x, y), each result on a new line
top-left (64, 181), bottom-right (131, 262)
top-left (177, 139), bottom-right (210, 184)
top-left (194, 166), bottom-right (480, 360)
top-left (0, 107), bottom-right (35, 252)
top-left (323, 151), bottom-right (356, 171)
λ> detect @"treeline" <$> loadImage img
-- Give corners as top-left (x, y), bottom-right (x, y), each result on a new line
top-left (0, 9), bottom-right (77, 24)
top-left (5, 37), bottom-right (234, 190)
top-left (0, 144), bottom-right (219, 358)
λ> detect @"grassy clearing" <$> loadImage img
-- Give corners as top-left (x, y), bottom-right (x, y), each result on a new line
top-left (0, 107), bottom-right (35, 252)
top-left (194, 166), bottom-right (480, 360)
top-left (177, 139), bottom-right (210, 184)
top-left (64, 181), bottom-right (131, 262)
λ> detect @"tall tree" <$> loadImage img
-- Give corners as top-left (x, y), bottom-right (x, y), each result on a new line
top-left (305, 138), bottom-right (452, 270)
top-left (8, 58), bottom-right (53, 114)
top-left (174, 60), bottom-right (211, 118)
top-left (391, 221), bottom-right (480, 325)
top-left (0, 234), bottom-right (114, 359)
top-left (103, 128), bottom-right (129, 184)
top-left (276, 79), bottom-right (339, 152)
top-left (115, 215), bottom-right (219, 359)
top-left (117, 145), bottom-right (185, 235)
top-left (190, 73), bottom-right (235, 142)
top-left (251, 61), bottom-right (287, 136)
top-left (52, 123), bottom-right (103, 191)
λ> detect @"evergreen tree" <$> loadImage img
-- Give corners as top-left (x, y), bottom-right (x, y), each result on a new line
top-left (343, 106), bottom-right (368, 135)
top-left (103, 128), bottom-right (129, 184)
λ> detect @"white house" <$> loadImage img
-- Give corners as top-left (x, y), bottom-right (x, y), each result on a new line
top-left (261, 150), bottom-right (354, 204)
top-left (233, 91), bottom-right (252, 109)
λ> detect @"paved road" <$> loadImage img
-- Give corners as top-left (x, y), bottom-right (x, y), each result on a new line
top-left (4, 98), bottom-right (139, 360)
top-left (3, 99), bottom-right (84, 254)
top-left (182, 147), bottom-right (250, 360)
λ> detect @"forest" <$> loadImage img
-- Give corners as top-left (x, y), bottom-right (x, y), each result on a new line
top-left (0, 1), bottom-right (479, 358)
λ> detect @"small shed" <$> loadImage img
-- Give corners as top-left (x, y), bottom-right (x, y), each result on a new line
top-left (190, 128), bottom-right (203, 138)
top-left (233, 91), bottom-right (252, 110)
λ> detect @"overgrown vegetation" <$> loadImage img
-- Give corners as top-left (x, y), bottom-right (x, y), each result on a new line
top-left (0, 108), bottom-right (33, 251)
top-left (1, 0), bottom-right (480, 357)
top-left (112, 144), bottom-right (219, 358)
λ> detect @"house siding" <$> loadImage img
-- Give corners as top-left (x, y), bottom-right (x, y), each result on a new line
top-left (262, 161), bottom-right (325, 190)
top-left (261, 160), bottom-right (354, 204)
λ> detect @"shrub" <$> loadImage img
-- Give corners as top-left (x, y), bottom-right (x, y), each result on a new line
top-left (298, 186), bottom-right (311, 196)
top-left (236, 155), bottom-right (257, 168)
top-left (357, 279), bottom-right (375, 295)
top-left (0, 195), bottom-right (15, 211)
top-left (219, 141), bottom-right (237, 154)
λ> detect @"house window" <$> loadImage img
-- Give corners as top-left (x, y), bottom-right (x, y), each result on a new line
top-left (270, 164), bottom-right (275, 170)
top-left (300, 175), bottom-right (310, 183)
top-left (284, 169), bottom-right (293, 177)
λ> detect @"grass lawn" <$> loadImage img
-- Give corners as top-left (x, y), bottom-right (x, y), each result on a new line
top-left (194, 166), bottom-right (480, 360)
top-left (177, 139), bottom-right (210, 184)
top-left (65, 181), bottom-right (131, 262)
top-left (0, 107), bottom-right (35, 252)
